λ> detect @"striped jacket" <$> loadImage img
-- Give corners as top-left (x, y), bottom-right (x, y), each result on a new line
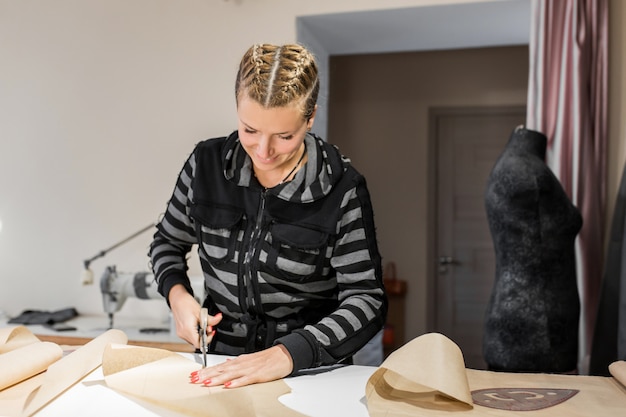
top-left (149, 131), bottom-right (387, 373)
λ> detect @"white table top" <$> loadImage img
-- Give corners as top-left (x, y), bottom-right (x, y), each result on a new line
top-left (8, 314), bottom-right (183, 344)
top-left (33, 352), bottom-right (377, 417)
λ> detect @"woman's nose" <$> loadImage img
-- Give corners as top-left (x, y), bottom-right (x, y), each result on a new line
top-left (256, 136), bottom-right (273, 159)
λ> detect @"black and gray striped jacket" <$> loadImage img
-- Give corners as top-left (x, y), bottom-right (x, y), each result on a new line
top-left (149, 131), bottom-right (387, 373)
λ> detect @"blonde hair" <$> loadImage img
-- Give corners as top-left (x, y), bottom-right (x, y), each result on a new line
top-left (235, 43), bottom-right (319, 120)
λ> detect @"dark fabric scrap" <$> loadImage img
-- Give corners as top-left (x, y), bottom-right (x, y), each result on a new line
top-left (8, 307), bottom-right (78, 325)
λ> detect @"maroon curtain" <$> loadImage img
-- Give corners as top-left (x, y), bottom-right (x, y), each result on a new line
top-left (526, 0), bottom-right (609, 371)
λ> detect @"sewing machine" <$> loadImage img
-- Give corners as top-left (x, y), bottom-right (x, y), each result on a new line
top-left (99, 265), bottom-right (205, 330)
top-left (83, 224), bottom-right (205, 330)
top-left (99, 265), bottom-right (161, 329)
top-left (100, 265), bottom-right (158, 328)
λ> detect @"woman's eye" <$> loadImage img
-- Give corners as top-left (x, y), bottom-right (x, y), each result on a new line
top-left (244, 128), bottom-right (256, 134)
top-left (279, 134), bottom-right (294, 140)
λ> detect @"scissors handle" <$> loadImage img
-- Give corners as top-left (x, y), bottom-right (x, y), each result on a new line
top-left (200, 308), bottom-right (208, 331)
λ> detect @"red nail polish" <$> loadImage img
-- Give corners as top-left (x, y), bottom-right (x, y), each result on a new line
top-left (190, 371), bottom-right (198, 377)
top-left (190, 375), bottom-right (199, 383)
top-left (224, 381), bottom-right (232, 388)
top-left (202, 379), bottom-right (212, 386)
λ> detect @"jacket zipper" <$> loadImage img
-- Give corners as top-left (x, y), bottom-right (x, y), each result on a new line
top-left (243, 190), bottom-right (267, 314)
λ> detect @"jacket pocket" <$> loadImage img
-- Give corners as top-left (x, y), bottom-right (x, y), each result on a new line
top-left (191, 204), bottom-right (243, 264)
top-left (265, 223), bottom-right (329, 282)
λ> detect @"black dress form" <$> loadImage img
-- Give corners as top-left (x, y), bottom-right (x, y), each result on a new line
top-left (483, 126), bottom-right (582, 373)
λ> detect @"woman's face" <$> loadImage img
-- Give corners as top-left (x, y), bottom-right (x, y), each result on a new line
top-left (237, 96), bottom-right (313, 177)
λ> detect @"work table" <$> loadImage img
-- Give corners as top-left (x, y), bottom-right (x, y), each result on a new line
top-left (1, 314), bottom-right (194, 352)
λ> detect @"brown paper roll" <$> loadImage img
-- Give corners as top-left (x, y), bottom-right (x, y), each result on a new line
top-left (22, 328), bottom-right (128, 417)
top-left (0, 326), bottom-right (41, 354)
top-left (608, 360), bottom-right (626, 388)
top-left (0, 341), bottom-right (63, 391)
top-left (0, 328), bottom-right (128, 417)
top-left (366, 332), bottom-right (473, 414)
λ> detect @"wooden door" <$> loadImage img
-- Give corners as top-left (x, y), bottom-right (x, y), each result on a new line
top-left (431, 106), bottom-right (526, 369)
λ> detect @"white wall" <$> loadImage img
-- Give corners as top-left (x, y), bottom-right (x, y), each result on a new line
top-left (1, 0), bottom-right (487, 321)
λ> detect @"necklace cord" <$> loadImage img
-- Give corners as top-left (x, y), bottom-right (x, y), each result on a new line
top-left (279, 145), bottom-right (307, 185)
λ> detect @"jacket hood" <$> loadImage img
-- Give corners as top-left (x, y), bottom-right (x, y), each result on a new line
top-left (223, 131), bottom-right (348, 204)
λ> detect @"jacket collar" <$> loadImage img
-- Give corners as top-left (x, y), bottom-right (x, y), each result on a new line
top-left (223, 131), bottom-right (344, 203)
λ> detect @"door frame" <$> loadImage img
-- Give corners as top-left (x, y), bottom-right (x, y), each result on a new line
top-left (425, 105), bottom-right (527, 332)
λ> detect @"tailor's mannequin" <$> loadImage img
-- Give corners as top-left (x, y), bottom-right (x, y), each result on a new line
top-left (483, 126), bottom-right (582, 373)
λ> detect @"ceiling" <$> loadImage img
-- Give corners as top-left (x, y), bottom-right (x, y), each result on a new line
top-left (297, 0), bottom-right (531, 56)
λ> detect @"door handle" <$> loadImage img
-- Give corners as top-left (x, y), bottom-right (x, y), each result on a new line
top-left (438, 256), bottom-right (459, 274)
top-left (438, 256), bottom-right (459, 266)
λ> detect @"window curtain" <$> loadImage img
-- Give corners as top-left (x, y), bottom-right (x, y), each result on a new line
top-left (526, 0), bottom-right (608, 373)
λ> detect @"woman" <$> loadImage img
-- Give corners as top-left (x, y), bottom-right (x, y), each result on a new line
top-left (149, 43), bottom-right (387, 388)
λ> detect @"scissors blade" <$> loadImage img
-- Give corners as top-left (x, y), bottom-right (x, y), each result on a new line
top-left (199, 308), bottom-right (208, 368)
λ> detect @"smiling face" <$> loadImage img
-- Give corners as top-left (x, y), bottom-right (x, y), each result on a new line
top-left (237, 96), bottom-right (314, 187)
top-left (234, 44), bottom-right (320, 187)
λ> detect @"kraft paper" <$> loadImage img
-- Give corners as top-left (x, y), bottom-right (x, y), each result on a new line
top-left (0, 342), bottom-right (63, 391)
top-left (608, 360), bottom-right (626, 388)
top-left (366, 332), bottom-right (473, 414)
top-left (0, 326), bottom-right (41, 354)
top-left (102, 344), bottom-right (307, 417)
top-left (0, 326), bottom-right (64, 391)
top-left (366, 333), bottom-right (626, 416)
top-left (0, 328), bottom-right (127, 417)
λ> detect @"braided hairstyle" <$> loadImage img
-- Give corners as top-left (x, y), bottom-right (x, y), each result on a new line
top-left (235, 43), bottom-right (319, 121)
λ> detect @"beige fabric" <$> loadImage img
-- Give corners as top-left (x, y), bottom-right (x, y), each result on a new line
top-left (102, 343), bottom-right (307, 417)
top-left (366, 333), bottom-right (626, 417)
top-left (0, 328), bottom-right (127, 417)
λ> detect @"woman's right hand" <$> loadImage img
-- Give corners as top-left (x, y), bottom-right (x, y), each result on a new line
top-left (168, 284), bottom-right (221, 348)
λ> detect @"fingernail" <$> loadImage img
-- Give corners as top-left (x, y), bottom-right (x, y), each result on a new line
top-left (224, 381), bottom-right (232, 388)
top-left (208, 325), bottom-right (213, 333)
top-left (202, 379), bottom-right (212, 386)
top-left (190, 371), bottom-right (198, 377)
top-left (190, 375), bottom-right (199, 383)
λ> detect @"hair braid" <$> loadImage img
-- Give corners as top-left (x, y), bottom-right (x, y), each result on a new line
top-left (235, 43), bottom-right (319, 121)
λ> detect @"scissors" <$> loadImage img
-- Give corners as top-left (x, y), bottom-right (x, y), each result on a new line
top-left (198, 308), bottom-right (208, 368)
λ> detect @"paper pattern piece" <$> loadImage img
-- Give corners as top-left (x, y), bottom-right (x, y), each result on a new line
top-left (102, 344), bottom-right (307, 417)
top-left (0, 328), bottom-right (127, 417)
top-left (366, 332), bottom-right (626, 416)
top-left (366, 332), bottom-right (473, 415)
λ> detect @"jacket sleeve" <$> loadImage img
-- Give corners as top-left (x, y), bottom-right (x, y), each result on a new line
top-left (276, 176), bottom-right (388, 372)
top-left (149, 149), bottom-right (198, 303)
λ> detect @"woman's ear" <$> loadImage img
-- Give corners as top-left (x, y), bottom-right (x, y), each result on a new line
top-left (307, 105), bottom-right (318, 130)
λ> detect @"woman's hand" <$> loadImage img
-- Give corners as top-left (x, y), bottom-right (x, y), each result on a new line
top-left (189, 344), bottom-right (294, 388)
top-left (168, 284), bottom-right (222, 348)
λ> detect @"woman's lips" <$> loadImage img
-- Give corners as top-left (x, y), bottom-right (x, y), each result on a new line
top-left (255, 154), bottom-right (278, 164)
